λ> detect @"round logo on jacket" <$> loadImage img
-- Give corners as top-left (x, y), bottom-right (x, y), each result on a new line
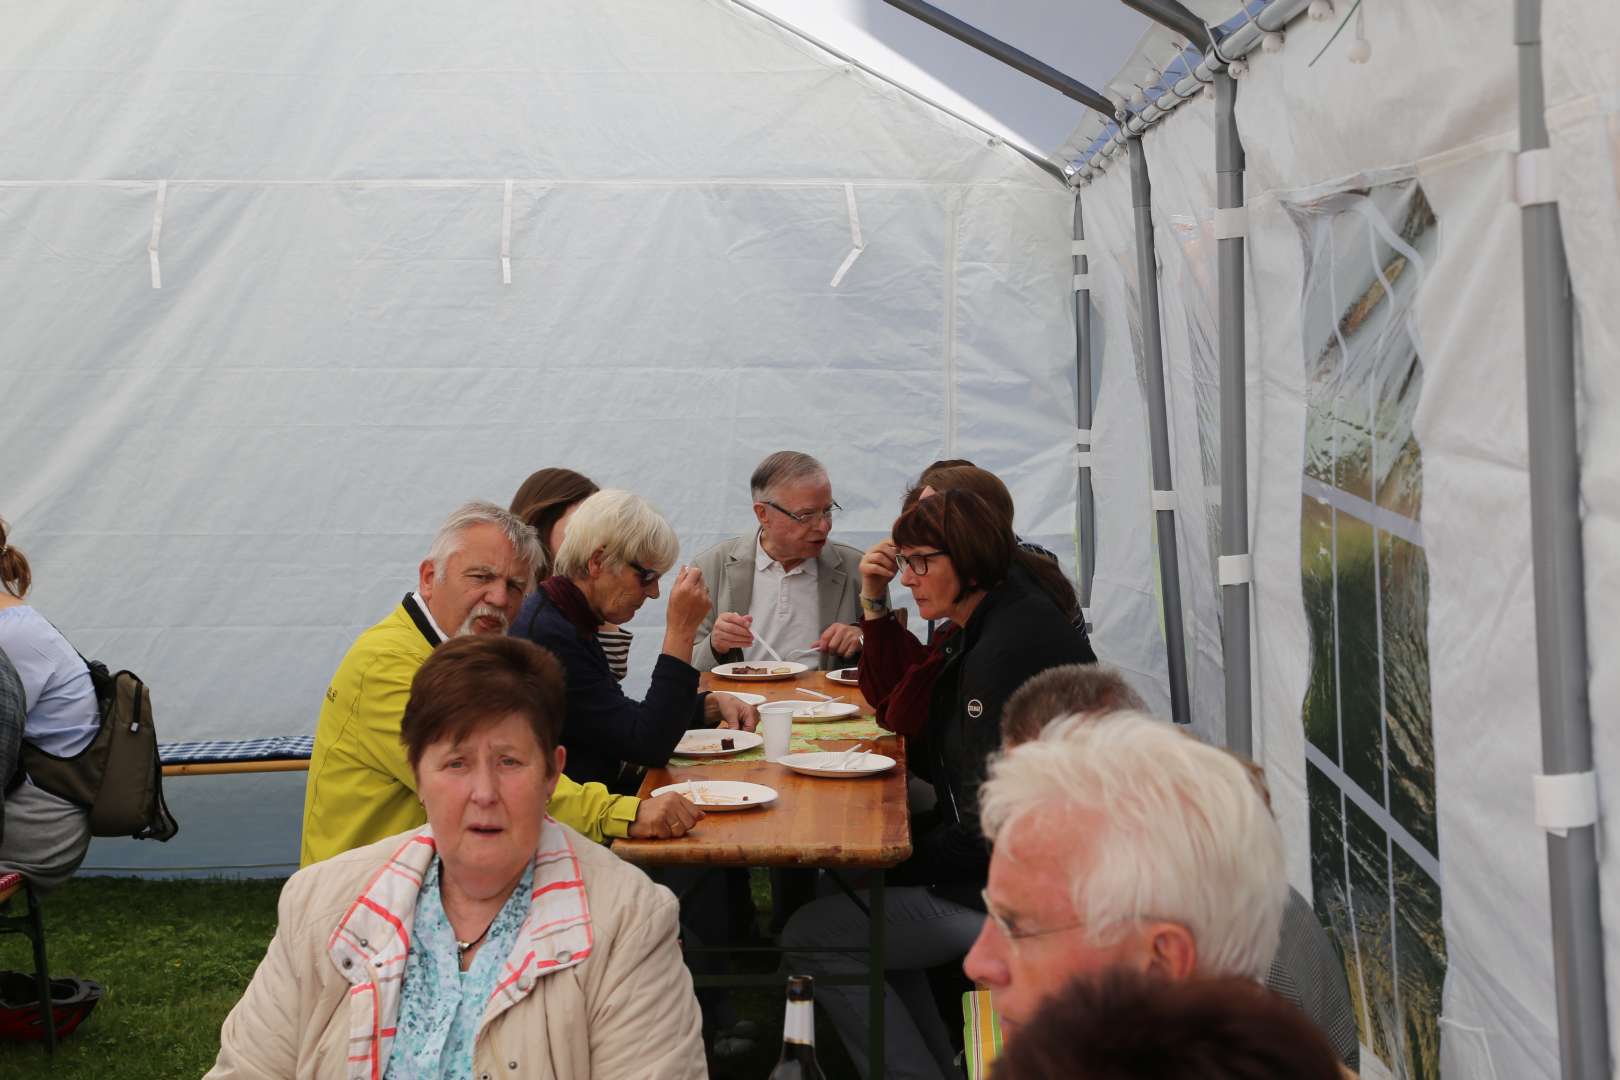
top-left (966, 699), bottom-right (984, 719)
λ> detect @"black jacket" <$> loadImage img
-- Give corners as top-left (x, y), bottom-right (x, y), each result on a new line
top-left (513, 591), bottom-right (705, 794)
top-left (896, 564), bottom-right (1095, 908)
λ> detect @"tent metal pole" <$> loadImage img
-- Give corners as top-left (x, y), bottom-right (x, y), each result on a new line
top-left (1214, 71), bottom-right (1252, 755)
top-left (1117, 0), bottom-right (1210, 47)
top-left (1517, 1), bottom-right (1611, 1077)
top-left (1074, 193), bottom-right (1096, 611)
top-left (1128, 135), bottom-right (1192, 727)
top-left (879, 0), bottom-right (1116, 116)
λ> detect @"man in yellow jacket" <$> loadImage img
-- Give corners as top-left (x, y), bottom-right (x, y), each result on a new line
top-left (300, 500), bottom-right (700, 866)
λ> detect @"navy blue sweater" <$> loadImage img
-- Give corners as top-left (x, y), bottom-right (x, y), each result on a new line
top-left (512, 590), bottom-right (705, 793)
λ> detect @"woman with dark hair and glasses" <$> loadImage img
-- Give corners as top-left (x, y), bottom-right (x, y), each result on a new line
top-left (511, 490), bottom-right (758, 795)
top-left (782, 489), bottom-right (1093, 1079)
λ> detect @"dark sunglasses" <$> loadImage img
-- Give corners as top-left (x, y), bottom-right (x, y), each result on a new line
top-left (627, 561), bottom-right (662, 587)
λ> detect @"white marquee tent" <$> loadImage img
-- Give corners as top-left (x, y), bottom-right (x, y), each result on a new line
top-left (4, 2), bottom-right (1619, 1077)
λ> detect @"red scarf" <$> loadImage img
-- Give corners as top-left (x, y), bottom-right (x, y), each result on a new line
top-left (859, 614), bottom-right (959, 737)
top-left (539, 576), bottom-right (600, 641)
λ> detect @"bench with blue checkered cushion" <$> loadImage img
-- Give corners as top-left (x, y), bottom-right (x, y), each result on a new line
top-left (159, 735), bottom-right (314, 766)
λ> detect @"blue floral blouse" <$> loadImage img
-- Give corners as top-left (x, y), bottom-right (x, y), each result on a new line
top-left (384, 857), bottom-right (535, 1080)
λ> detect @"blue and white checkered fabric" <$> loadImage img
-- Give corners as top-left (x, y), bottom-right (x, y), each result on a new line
top-left (159, 734), bottom-right (314, 765)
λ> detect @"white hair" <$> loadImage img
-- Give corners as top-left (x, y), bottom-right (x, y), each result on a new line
top-left (426, 501), bottom-right (544, 582)
top-left (552, 489), bottom-right (679, 579)
top-left (979, 711), bottom-right (1287, 980)
top-left (749, 450), bottom-right (827, 503)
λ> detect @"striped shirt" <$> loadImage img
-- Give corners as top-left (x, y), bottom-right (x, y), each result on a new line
top-left (596, 627), bottom-right (633, 682)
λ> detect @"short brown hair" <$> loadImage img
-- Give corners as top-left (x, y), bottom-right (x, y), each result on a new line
top-left (509, 468), bottom-right (599, 565)
top-left (1001, 664), bottom-right (1145, 746)
top-left (900, 458), bottom-right (977, 512)
top-left (920, 466), bottom-right (1015, 525)
top-left (991, 971), bottom-right (1342, 1080)
top-left (891, 488), bottom-right (1012, 601)
top-left (0, 518), bottom-right (29, 599)
top-left (401, 637), bottom-right (566, 771)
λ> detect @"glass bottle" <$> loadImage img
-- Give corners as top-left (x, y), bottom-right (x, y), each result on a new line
top-left (767, 974), bottom-right (825, 1079)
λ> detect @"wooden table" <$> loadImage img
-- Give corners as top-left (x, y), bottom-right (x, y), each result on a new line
top-left (614, 669), bottom-right (910, 1076)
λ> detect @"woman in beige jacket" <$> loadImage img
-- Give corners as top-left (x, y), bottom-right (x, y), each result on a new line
top-left (208, 636), bottom-right (706, 1080)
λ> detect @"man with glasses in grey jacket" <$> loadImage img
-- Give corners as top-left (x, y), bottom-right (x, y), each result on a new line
top-left (690, 450), bottom-right (876, 672)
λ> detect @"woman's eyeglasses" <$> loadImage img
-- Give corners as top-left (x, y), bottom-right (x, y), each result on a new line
top-left (895, 550), bottom-right (948, 576)
top-left (627, 561), bottom-right (662, 586)
top-left (763, 500), bottom-right (842, 526)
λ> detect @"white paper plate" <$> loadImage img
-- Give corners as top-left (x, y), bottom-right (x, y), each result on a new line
top-left (712, 690), bottom-right (767, 706)
top-left (673, 729), bottom-right (764, 757)
top-left (713, 661), bottom-right (808, 681)
top-left (826, 668), bottom-right (861, 686)
top-left (776, 751), bottom-right (896, 778)
top-left (783, 701), bottom-right (860, 722)
top-left (652, 779), bottom-right (777, 810)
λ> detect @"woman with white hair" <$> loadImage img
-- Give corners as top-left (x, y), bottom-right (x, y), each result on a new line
top-left (511, 490), bottom-right (757, 794)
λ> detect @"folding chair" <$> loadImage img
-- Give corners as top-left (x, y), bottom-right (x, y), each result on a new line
top-left (0, 871), bottom-right (54, 1054)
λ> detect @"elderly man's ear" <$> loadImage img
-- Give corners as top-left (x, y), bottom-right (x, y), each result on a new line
top-left (1144, 922), bottom-right (1199, 980)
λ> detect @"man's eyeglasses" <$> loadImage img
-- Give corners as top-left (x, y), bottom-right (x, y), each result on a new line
top-left (627, 561), bottom-right (662, 587)
top-left (895, 550), bottom-right (948, 576)
top-left (763, 500), bottom-right (842, 526)
top-left (980, 889), bottom-right (1086, 944)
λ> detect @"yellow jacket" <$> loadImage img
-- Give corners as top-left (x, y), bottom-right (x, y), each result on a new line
top-left (299, 599), bottom-right (638, 866)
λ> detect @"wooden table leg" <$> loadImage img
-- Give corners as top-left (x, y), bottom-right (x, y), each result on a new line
top-left (869, 872), bottom-right (885, 1078)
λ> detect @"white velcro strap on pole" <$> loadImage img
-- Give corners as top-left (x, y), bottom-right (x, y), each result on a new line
top-left (1151, 489), bottom-right (1177, 512)
top-left (1512, 148), bottom-right (1557, 207)
top-left (501, 180), bottom-right (514, 285)
top-left (1074, 451), bottom-right (1093, 469)
top-left (1212, 205), bottom-right (1247, 240)
top-left (1075, 427), bottom-right (1093, 444)
top-left (1534, 771), bottom-right (1598, 837)
top-left (1071, 239), bottom-right (1089, 256)
top-left (829, 183), bottom-right (866, 287)
top-left (1073, 273), bottom-right (1091, 291)
top-left (147, 179), bottom-right (168, 289)
top-left (1218, 554), bottom-right (1252, 586)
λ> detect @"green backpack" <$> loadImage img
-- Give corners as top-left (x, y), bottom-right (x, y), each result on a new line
top-left (19, 660), bottom-right (179, 841)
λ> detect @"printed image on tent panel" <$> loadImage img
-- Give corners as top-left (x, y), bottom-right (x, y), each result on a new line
top-left (1380, 530), bottom-right (1437, 854)
top-left (1300, 496), bottom-right (1339, 761)
top-left (1289, 176), bottom-right (1443, 1080)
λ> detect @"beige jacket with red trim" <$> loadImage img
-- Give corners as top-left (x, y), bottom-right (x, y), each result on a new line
top-left (207, 820), bottom-right (706, 1080)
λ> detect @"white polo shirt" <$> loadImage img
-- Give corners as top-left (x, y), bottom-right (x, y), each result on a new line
top-left (743, 539), bottom-right (820, 663)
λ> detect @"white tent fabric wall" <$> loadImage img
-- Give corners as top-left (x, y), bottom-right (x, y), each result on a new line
top-left (1140, 105), bottom-right (1225, 751)
top-left (1, 0), bottom-right (1080, 873)
top-left (1075, 1), bottom-right (1617, 1077)
top-left (1071, 159), bottom-right (1175, 724)
top-left (1547, 0), bottom-right (1620, 1069)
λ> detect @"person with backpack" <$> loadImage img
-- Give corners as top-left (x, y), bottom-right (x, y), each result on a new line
top-left (0, 519), bottom-right (96, 892)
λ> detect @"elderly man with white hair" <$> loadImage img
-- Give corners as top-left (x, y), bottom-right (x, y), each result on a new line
top-left (690, 450), bottom-right (874, 671)
top-left (301, 500), bottom-right (699, 867)
top-left (964, 711), bottom-right (1290, 1038)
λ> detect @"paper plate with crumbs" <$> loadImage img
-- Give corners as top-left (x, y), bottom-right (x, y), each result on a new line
top-left (826, 667), bottom-right (861, 686)
top-left (713, 661), bottom-right (808, 681)
top-left (652, 779), bottom-right (777, 810)
top-left (673, 729), bottom-right (764, 757)
top-left (776, 751), bottom-right (896, 778)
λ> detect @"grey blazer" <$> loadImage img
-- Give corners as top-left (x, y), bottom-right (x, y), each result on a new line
top-left (688, 533), bottom-right (873, 671)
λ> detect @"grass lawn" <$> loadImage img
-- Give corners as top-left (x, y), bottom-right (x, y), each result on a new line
top-left (0, 874), bottom-right (875, 1078)
top-left (0, 877), bottom-right (284, 1079)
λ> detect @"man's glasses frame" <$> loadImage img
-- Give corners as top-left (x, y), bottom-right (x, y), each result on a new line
top-left (762, 500), bottom-right (842, 526)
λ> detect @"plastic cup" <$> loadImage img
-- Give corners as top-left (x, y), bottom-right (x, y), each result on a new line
top-left (758, 703), bottom-right (797, 761)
